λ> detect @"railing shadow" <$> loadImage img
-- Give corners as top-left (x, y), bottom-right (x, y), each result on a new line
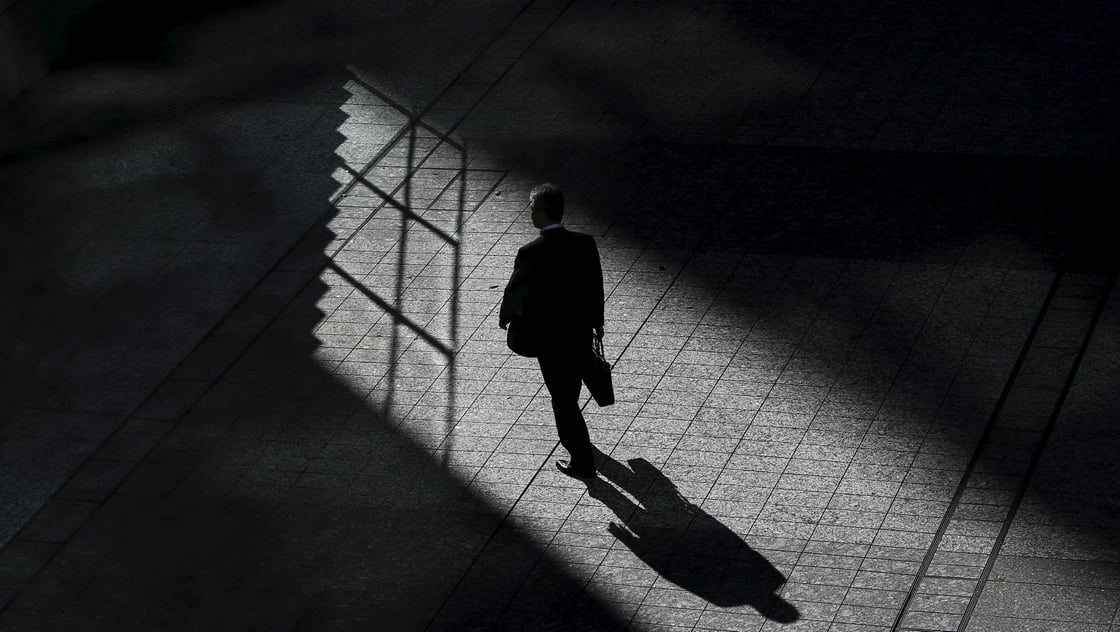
top-left (325, 74), bottom-right (469, 460)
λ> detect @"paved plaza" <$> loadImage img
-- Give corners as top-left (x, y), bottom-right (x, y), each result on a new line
top-left (1, 0), bottom-right (1118, 630)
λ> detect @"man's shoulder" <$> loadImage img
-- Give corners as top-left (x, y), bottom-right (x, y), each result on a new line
top-left (566, 230), bottom-right (598, 253)
top-left (518, 234), bottom-right (548, 255)
top-left (520, 228), bottom-right (596, 255)
top-left (552, 227), bottom-right (596, 246)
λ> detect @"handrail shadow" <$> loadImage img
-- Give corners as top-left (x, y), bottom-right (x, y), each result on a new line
top-left (325, 77), bottom-right (469, 460)
top-left (586, 450), bottom-right (800, 623)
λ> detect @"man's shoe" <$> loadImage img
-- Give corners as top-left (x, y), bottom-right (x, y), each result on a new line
top-left (556, 460), bottom-right (596, 479)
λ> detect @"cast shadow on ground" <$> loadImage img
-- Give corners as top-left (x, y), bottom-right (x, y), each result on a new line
top-left (587, 451), bottom-right (799, 623)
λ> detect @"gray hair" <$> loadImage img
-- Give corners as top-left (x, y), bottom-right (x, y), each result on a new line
top-left (529, 183), bottom-right (564, 221)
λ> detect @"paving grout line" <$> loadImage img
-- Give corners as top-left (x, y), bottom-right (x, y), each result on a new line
top-left (459, 154), bottom-right (769, 628)
top-left (539, 158), bottom-right (849, 627)
top-left (592, 268), bottom-right (742, 629)
top-left (792, 0), bottom-right (878, 151)
top-left (409, 0), bottom-right (665, 625)
top-left (955, 270), bottom-right (1118, 631)
top-left (889, 269), bottom-right (1066, 631)
top-left (420, 171), bottom-right (562, 482)
top-left (0, 0), bottom-right (543, 614)
top-left (561, 186), bottom-right (802, 628)
top-left (467, 206), bottom-right (670, 627)
top-left (488, 228), bottom-right (698, 617)
top-left (760, 260), bottom-right (952, 630)
top-left (418, 169), bottom-right (511, 462)
top-left (856, 265), bottom-right (1022, 625)
top-left (580, 168), bottom-right (875, 627)
top-left (695, 259), bottom-right (864, 627)
top-left (665, 186), bottom-right (980, 627)
top-left (913, 12), bottom-right (1004, 152)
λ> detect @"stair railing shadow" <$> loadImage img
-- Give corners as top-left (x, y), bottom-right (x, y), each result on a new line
top-left (586, 450), bottom-right (800, 623)
top-left (326, 75), bottom-right (469, 461)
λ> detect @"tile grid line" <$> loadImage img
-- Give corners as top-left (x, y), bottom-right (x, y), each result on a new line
top-left (956, 269), bottom-right (1118, 631)
top-left (722, 0), bottom-right (871, 149)
top-left (324, 0), bottom-right (584, 430)
top-left (551, 159), bottom-right (842, 627)
top-left (483, 212), bottom-right (722, 628)
top-left (807, 263), bottom-right (986, 627)
top-left (433, 176), bottom-right (566, 488)
top-left (596, 255), bottom-right (758, 629)
top-left (747, 262), bottom-right (1009, 625)
top-left (558, 169), bottom-right (830, 630)
top-left (741, 262), bottom-right (903, 625)
top-left (371, 135), bottom-right (464, 426)
top-left (686, 257), bottom-right (865, 630)
top-left (421, 170), bottom-right (513, 454)
top-left (475, 155), bottom-right (774, 627)
top-left (421, 193), bottom-right (651, 628)
top-left (561, 156), bottom-right (855, 627)
top-left (889, 269), bottom-right (1066, 631)
top-left (914, 12), bottom-right (1003, 151)
top-left (799, 0), bottom-right (878, 151)
top-left (0, 0), bottom-right (543, 612)
top-left (958, 5), bottom-right (1031, 159)
top-left (324, 147), bottom-right (485, 427)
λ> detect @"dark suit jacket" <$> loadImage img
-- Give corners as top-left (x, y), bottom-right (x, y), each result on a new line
top-left (500, 227), bottom-right (604, 350)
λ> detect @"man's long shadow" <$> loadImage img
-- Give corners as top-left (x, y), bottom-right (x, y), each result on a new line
top-left (586, 451), bottom-right (799, 623)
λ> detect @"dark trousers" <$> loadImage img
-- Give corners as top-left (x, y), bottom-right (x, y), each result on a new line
top-left (537, 347), bottom-right (595, 470)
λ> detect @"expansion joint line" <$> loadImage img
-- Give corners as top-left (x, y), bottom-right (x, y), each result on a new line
top-left (890, 270), bottom-right (1066, 631)
top-left (956, 269), bottom-right (1116, 631)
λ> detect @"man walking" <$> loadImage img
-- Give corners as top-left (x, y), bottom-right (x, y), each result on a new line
top-left (499, 184), bottom-right (605, 479)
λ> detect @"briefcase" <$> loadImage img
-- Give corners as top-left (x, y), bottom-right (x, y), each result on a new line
top-left (583, 335), bottom-right (615, 406)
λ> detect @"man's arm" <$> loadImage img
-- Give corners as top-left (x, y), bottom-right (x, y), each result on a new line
top-left (589, 236), bottom-right (605, 335)
top-left (499, 251), bottom-right (531, 330)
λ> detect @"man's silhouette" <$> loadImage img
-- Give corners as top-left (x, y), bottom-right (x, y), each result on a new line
top-left (499, 184), bottom-right (604, 478)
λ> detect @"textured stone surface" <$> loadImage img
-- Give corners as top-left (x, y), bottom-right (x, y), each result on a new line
top-left (1, 0), bottom-right (1118, 630)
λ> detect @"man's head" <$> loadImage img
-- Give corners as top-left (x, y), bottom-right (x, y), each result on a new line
top-left (529, 183), bottom-right (564, 228)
